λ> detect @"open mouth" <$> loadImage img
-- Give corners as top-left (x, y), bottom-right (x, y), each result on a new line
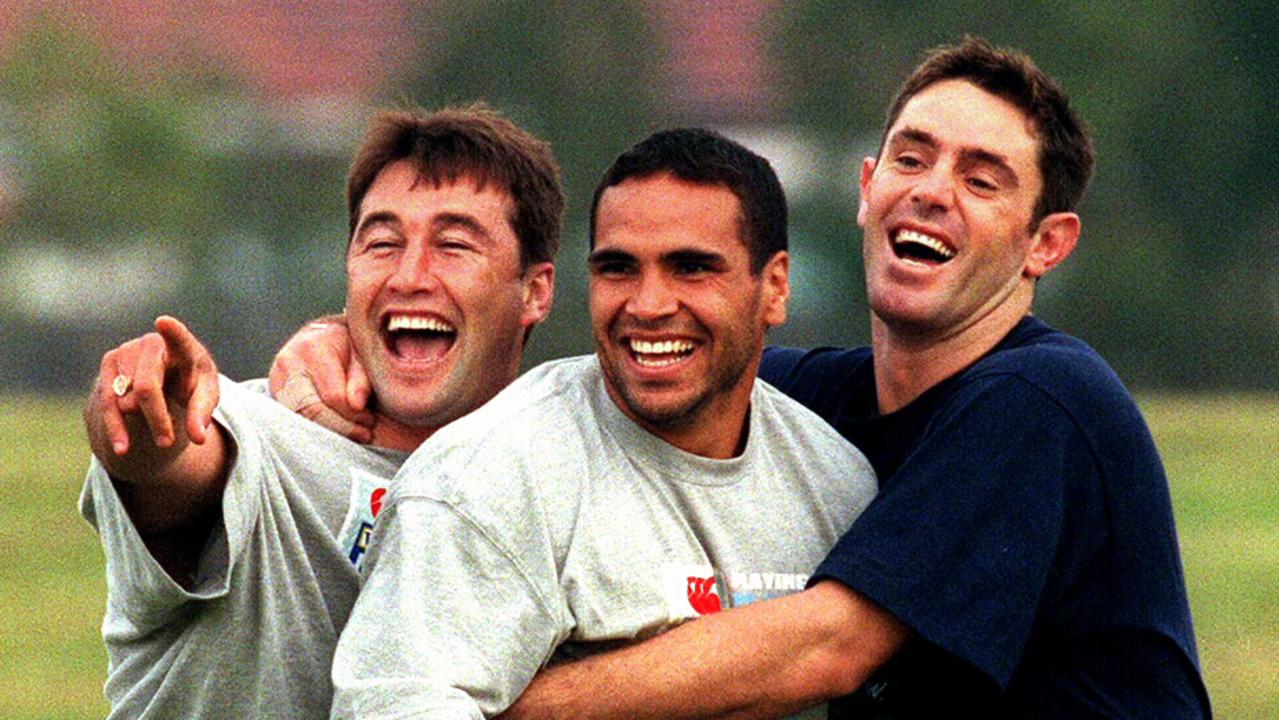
top-left (628, 338), bottom-right (696, 368)
top-left (892, 229), bottom-right (955, 265)
top-left (383, 313), bottom-right (456, 363)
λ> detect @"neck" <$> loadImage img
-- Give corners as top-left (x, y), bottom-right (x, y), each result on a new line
top-left (872, 292), bottom-right (1032, 415)
top-left (648, 405), bottom-right (752, 460)
top-left (605, 360), bottom-right (758, 461)
top-left (369, 414), bottom-right (436, 452)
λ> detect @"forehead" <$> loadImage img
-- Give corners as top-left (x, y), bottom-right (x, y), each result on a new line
top-left (359, 159), bottom-right (515, 227)
top-left (595, 174), bottom-right (745, 253)
top-left (889, 79), bottom-right (1041, 176)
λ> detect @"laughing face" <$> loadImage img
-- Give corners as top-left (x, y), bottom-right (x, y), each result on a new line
top-left (859, 79), bottom-right (1068, 343)
top-left (589, 173), bottom-right (788, 457)
top-left (345, 160), bottom-right (552, 436)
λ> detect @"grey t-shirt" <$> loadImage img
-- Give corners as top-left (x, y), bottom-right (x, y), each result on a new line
top-left (332, 355), bottom-right (877, 719)
top-left (80, 377), bottom-right (406, 719)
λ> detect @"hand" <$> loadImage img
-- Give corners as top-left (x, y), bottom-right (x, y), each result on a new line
top-left (95, 315), bottom-right (219, 456)
top-left (269, 316), bottom-right (375, 443)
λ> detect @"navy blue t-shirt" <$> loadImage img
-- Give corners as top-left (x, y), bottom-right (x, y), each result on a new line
top-left (760, 316), bottom-right (1210, 719)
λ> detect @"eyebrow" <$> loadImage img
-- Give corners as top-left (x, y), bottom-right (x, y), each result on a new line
top-left (664, 248), bottom-right (726, 269)
top-left (352, 210), bottom-right (401, 243)
top-left (352, 210), bottom-right (496, 244)
top-left (431, 212), bottom-right (494, 243)
top-left (587, 248), bottom-right (634, 267)
top-left (889, 127), bottom-right (1021, 188)
top-left (587, 247), bottom-right (728, 269)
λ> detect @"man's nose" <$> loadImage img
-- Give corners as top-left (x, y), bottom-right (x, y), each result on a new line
top-left (387, 242), bottom-right (440, 293)
top-left (909, 165), bottom-right (956, 213)
top-left (625, 271), bottom-right (678, 320)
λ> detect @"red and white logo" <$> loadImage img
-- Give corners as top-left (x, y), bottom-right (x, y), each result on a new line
top-left (686, 575), bottom-right (722, 615)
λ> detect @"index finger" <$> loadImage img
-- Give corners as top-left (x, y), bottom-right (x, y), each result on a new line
top-left (154, 315), bottom-right (205, 368)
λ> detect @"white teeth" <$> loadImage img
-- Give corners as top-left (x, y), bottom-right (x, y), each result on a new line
top-left (387, 315), bottom-right (455, 332)
top-left (629, 339), bottom-right (695, 366)
top-left (895, 229), bottom-right (955, 259)
top-left (629, 339), bottom-right (694, 355)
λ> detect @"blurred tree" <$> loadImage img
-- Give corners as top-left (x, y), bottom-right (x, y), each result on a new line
top-left (0, 11), bottom-right (349, 389)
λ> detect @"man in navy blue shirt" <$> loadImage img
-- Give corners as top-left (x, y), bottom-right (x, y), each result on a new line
top-left (275, 38), bottom-right (1210, 719)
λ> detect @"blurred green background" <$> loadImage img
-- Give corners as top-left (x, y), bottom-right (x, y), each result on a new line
top-left (1, 1), bottom-right (1275, 717)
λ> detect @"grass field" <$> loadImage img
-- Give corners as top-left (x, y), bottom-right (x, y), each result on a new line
top-left (2, 393), bottom-right (1275, 718)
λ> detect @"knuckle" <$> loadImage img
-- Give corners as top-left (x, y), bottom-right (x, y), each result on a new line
top-left (131, 379), bottom-right (161, 398)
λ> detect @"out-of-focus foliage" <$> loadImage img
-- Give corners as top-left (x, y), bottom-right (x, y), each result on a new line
top-left (1, 2), bottom-right (1277, 390)
top-left (0, 12), bottom-right (351, 387)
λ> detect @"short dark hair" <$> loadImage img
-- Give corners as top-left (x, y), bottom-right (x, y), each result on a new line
top-left (589, 128), bottom-right (787, 274)
top-left (882, 36), bottom-right (1095, 224)
top-left (347, 105), bottom-right (564, 267)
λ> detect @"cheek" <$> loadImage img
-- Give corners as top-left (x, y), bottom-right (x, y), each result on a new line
top-left (587, 283), bottom-right (623, 329)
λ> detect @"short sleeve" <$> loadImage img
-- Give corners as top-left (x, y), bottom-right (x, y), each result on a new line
top-left (814, 374), bottom-right (1091, 687)
top-left (78, 376), bottom-right (265, 633)
top-left (331, 476), bottom-right (572, 718)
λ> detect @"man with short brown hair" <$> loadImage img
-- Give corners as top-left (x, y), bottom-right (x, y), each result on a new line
top-left (80, 105), bottom-right (561, 719)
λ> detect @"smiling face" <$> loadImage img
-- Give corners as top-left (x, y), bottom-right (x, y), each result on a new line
top-left (345, 160), bottom-right (553, 440)
top-left (859, 79), bottom-right (1075, 345)
top-left (589, 173), bottom-right (788, 458)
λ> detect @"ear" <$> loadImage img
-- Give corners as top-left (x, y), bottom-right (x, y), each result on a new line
top-left (857, 157), bottom-right (877, 227)
top-left (760, 251), bottom-right (790, 327)
top-left (1024, 212), bottom-right (1080, 279)
top-left (520, 262), bottom-right (555, 327)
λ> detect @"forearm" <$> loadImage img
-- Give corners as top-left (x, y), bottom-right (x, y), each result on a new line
top-left (503, 581), bottom-right (906, 720)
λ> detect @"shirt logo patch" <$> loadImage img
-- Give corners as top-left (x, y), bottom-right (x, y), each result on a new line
top-left (662, 564), bottom-right (810, 620)
top-left (661, 564), bottom-right (720, 620)
top-left (686, 576), bottom-right (723, 615)
top-left (337, 468), bottom-right (388, 571)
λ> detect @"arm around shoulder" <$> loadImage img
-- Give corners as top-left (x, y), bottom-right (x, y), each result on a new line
top-left (503, 580), bottom-right (907, 720)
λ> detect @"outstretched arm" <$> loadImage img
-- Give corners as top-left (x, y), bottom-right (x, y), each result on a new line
top-left (501, 580), bottom-right (908, 720)
top-left (268, 315), bottom-right (375, 443)
top-left (83, 315), bottom-right (229, 581)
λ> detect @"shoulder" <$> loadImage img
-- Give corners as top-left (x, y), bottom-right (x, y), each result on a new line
top-left (760, 345), bottom-right (872, 417)
top-left (761, 345), bottom-right (871, 387)
top-left (963, 319), bottom-right (1149, 442)
top-left (752, 380), bottom-right (876, 477)
top-left (394, 356), bottom-right (597, 500)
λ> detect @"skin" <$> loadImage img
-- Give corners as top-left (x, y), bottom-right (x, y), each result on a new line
top-left (344, 160), bottom-right (553, 450)
top-left (588, 172), bottom-right (789, 459)
top-left (499, 79), bottom-right (1080, 719)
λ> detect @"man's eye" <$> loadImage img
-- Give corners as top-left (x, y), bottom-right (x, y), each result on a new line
top-left (438, 237), bottom-right (474, 251)
top-left (895, 154), bottom-right (924, 169)
top-left (675, 261), bottom-right (711, 275)
top-left (365, 237), bottom-right (399, 251)
top-left (967, 175), bottom-right (998, 192)
top-left (592, 262), bottom-right (633, 276)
